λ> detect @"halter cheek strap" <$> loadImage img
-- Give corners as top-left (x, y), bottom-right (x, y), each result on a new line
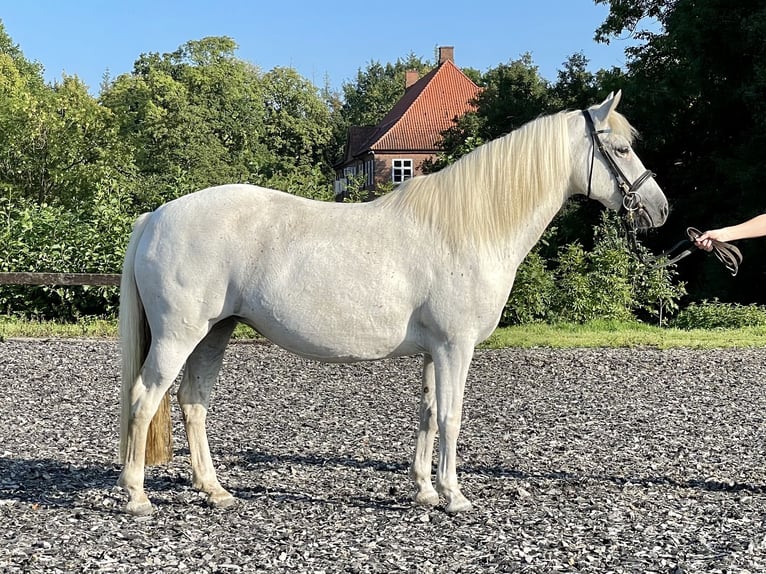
top-left (584, 111), bottom-right (610, 199)
top-left (582, 110), bottom-right (655, 204)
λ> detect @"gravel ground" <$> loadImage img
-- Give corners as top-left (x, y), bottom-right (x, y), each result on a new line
top-left (1, 339), bottom-right (766, 573)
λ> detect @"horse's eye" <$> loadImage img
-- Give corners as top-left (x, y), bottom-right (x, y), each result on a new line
top-left (616, 146), bottom-right (631, 156)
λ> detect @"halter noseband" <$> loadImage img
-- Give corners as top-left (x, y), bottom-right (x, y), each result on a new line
top-left (582, 110), bottom-right (655, 223)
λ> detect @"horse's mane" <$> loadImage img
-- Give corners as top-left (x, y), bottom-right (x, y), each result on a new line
top-left (375, 109), bottom-right (636, 251)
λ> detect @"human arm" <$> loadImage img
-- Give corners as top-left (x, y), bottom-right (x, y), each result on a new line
top-left (695, 213), bottom-right (766, 251)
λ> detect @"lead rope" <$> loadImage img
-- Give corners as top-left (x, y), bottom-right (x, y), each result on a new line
top-left (653, 227), bottom-right (743, 276)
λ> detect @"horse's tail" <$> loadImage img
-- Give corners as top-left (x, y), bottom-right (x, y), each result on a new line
top-left (118, 212), bottom-right (152, 463)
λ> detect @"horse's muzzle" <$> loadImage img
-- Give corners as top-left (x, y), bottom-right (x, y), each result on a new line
top-left (622, 191), bottom-right (668, 229)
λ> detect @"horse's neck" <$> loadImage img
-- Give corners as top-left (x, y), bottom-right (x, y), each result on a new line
top-left (494, 189), bottom-right (570, 270)
top-left (466, 119), bottom-right (572, 266)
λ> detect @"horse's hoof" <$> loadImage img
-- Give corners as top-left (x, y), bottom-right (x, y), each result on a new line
top-left (413, 489), bottom-right (440, 507)
top-left (125, 500), bottom-right (154, 516)
top-left (445, 496), bottom-right (473, 514)
top-left (207, 492), bottom-right (237, 510)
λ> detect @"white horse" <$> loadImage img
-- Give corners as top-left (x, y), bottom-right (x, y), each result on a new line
top-left (118, 92), bottom-right (668, 516)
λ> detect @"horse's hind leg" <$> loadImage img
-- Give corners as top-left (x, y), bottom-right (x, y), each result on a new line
top-left (410, 354), bottom-right (440, 506)
top-left (177, 318), bottom-right (237, 509)
top-left (119, 338), bottom-right (196, 516)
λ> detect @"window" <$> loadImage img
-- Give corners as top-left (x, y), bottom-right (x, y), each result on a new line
top-left (366, 159), bottom-right (374, 188)
top-left (392, 159), bottom-right (413, 184)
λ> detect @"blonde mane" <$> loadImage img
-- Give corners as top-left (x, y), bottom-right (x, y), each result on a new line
top-left (375, 111), bottom-right (573, 250)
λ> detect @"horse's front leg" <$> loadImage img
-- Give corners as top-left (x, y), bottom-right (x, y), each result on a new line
top-left (410, 354), bottom-right (440, 506)
top-left (433, 343), bottom-right (474, 513)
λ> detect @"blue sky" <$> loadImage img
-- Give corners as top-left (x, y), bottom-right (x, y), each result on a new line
top-left (1, 1), bottom-right (648, 94)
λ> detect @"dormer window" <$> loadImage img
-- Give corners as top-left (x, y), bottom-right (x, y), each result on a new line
top-left (392, 159), bottom-right (413, 184)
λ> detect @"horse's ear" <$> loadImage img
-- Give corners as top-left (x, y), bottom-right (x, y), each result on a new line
top-left (592, 90), bottom-right (622, 125)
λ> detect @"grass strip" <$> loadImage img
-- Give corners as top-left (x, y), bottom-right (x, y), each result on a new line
top-left (3, 317), bottom-right (766, 349)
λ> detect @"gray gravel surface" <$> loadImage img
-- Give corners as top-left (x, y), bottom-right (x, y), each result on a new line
top-left (1, 339), bottom-right (766, 573)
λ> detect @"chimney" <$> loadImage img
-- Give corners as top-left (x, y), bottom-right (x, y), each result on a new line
top-left (438, 46), bottom-right (454, 65)
top-left (405, 70), bottom-right (419, 89)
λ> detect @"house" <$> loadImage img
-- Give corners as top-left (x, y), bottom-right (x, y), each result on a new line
top-left (334, 46), bottom-right (481, 198)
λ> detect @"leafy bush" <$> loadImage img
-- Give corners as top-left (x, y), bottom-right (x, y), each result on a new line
top-left (503, 251), bottom-right (555, 324)
top-left (623, 238), bottom-right (686, 326)
top-left (672, 300), bottom-right (766, 329)
top-left (501, 211), bottom-right (686, 326)
top-left (554, 239), bottom-right (634, 323)
top-left (0, 188), bottom-right (136, 319)
top-left (593, 212), bottom-right (686, 325)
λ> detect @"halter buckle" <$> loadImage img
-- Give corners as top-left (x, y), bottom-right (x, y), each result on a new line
top-left (622, 191), bottom-right (642, 212)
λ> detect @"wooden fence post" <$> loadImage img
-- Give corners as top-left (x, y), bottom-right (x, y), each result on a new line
top-left (0, 272), bottom-right (174, 465)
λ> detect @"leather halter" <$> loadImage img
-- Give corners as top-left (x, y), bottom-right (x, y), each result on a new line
top-left (582, 110), bottom-right (656, 226)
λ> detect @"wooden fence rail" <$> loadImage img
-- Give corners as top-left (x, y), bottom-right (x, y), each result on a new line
top-left (0, 270), bottom-right (172, 465)
top-left (0, 272), bottom-right (121, 286)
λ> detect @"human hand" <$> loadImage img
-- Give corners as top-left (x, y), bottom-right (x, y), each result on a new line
top-left (694, 229), bottom-right (725, 252)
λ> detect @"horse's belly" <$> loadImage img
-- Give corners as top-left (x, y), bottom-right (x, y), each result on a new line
top-left (247, 314), bottom-right (421, 362)
top-left (239, 289), bottom-right (424, 362)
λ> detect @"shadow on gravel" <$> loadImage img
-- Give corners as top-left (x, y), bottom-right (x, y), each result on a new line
top-left (241, 449), bottom-right (409, 474)
top-left (235, 449), bottom-right (766, 506)
top-left (0, 456), bottom-right (187, 508)
top-left (236, 449), bottom-right (413, 510)
top-left (240, 449), bottom-right (766, 496)
top-left (465, 464), bottom-right (766, 494)
top-left (235, 484), bottom-right (414, 511)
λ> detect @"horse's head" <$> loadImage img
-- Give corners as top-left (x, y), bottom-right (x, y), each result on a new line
top-left (571, 91), bottom-right (668, 229)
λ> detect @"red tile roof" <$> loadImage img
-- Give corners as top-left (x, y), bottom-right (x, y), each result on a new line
top-left (347, 59), bottom-right (480, 158)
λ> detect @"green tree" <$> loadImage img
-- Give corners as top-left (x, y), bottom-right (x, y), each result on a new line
top-left (595, 0), bottom-right (673, 46)
top-left (100, 36), bottom-right (269, 208)
top-left (101, 37), bottom-right (337, 206)
top-left (0, 21), bottom-right (44, 83)
top-left (260, 67), bottom-right (333, 186)
top-left (0, 22), bottom-right (131, 210)
top-left (596, 0), bottom-right (766, 305)
top-left (550, 52), bottom-right (600, 110)
top-left (472, 53), bottom-right (554, 140)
